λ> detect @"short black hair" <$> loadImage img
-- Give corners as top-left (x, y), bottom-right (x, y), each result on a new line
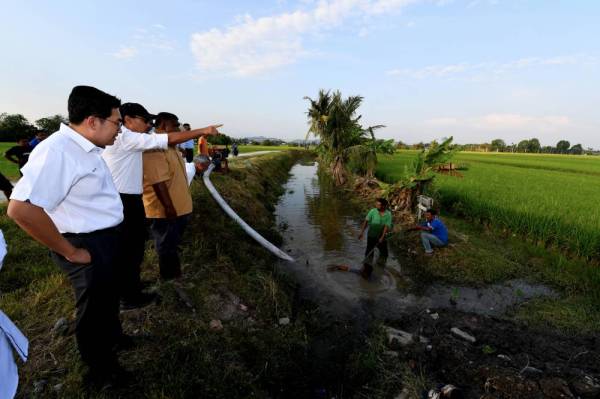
top-left (182, 123), bottom-right (190, 128)
top-left (68, 85), bottom-right (121, 124)
top-left (155, 112), bottom-right (179, 128)
top-left (426, 208), bottom-right (437, 215)
top-left (376, 198), bottom-right (388, 209)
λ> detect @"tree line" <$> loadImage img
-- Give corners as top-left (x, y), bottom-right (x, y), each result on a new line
top-left (398, 138), bottom-right (591, 155)
top-left (0, 113), bottom-right (67, 141)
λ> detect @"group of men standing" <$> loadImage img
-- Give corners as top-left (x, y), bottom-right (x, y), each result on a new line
top-left (7, 85), bottom-right (220, 388)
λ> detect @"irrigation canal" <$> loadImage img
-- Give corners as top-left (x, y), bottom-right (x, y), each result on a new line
top-left (274, 160), bottom-right (554, 321)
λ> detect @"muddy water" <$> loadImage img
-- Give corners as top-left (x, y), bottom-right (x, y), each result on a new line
top-left (275, 161), bottom-right (555, 320)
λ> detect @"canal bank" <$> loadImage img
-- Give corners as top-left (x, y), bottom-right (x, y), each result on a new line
top-left (0, 151), bottom-right (405, 398)
top-left (1, 151), bottom-right (598, 398)
top-left (272, 158), bottom-right (599, 398)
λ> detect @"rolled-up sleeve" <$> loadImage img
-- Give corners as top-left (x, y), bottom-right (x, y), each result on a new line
top-left (10, 146), bottom-right (75, 211)
top-left (119, 130), bottom-right (169, 152)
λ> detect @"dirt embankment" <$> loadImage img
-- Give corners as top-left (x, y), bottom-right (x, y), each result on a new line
top-left (352, 176), bottom-right (600, 398)
top-left (383, 309), bottom-right (600, 398)
top-left (3, 153), bottom-right (599, 398)
top-left (2, 151), bottom-right (330, 398)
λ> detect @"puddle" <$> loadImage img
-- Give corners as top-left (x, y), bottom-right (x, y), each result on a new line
top-left (275, 161), bottom-right (556, 320)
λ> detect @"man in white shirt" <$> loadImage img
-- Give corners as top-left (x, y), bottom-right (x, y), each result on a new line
top-left (102, 103), bottom-right (220, 310)
top-left (7, 86), bottom-right (127, 388)
top-left (178, 123), bottom-right (195, 162)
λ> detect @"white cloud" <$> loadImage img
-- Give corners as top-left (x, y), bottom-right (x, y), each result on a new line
top-left (112, 25), bottom-right (176, 60)
top-left (425, 113), bottom-right (570, 132)
top-left (387, 54), bottom-right (599, 79)
top-left (111, 46), bottom-right (138, 59)
top-left (190, 0), bottom-right (426, 77)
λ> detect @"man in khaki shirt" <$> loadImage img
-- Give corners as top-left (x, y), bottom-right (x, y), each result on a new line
top-left (143, 112), bottom-right (220, 279)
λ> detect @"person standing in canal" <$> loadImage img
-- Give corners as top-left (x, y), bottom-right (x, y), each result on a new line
top-left (358, 198), bottom-right (392, 264)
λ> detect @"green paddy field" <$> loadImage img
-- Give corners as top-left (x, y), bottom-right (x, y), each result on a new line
top-left (377, 151), bottom-right (600, 259)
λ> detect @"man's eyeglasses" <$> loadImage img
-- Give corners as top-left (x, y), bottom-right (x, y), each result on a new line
top-left (99, 117), bottom-right (123, 128)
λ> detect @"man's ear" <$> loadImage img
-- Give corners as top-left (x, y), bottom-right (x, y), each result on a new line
top-left (85, 115), bottom-right (98, 130)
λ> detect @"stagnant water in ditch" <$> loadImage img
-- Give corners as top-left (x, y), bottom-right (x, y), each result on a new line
top-left (274, 161), bottom-right (555, 321)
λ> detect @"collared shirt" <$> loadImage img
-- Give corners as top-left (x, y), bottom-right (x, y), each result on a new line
top-left (178, 139), bottom-right (195, 150)
top-left (365, 208), bottom-right (393, 239)
top-left (10, 124), bottom-right (124, 234)
top-left (102, 126), bottom-right (169, 194)
top-left (426, 218), bottom-right (448, 244)
top-left (142, 144), bottom-right (193, 218)
top-left (29, 138), bottom-right (40, 149)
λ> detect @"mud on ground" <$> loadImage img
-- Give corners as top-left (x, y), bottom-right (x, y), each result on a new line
top-left (383, 307), bottom-right (600, 398)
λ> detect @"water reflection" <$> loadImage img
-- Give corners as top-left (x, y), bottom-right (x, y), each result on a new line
top-left (275, 161), bottom-right (555, 319)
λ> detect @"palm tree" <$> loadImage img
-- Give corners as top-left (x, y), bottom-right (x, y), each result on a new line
top-left (304, 89), bottom-right (331, 140)
top-left (346, 124), bottom-right (390, 179)
top-left (305, 90), bottom-right (366, 185)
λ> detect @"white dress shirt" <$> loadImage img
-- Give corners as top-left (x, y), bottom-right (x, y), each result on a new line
top-left (0, 231), bottom-right (29, 399)
top-left (10, 124), bottom-right (124, 234)
top-left (102, 126), bottom-right (169, 194)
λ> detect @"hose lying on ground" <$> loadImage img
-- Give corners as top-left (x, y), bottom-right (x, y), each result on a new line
top-left (202, 163), bottom-right (295, 262)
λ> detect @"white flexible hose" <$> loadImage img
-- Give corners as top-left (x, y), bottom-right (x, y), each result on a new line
top-left (203, 163), bottom-right (295, 262)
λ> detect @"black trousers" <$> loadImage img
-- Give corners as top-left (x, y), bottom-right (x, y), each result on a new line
top-left (118, 193), bottom-right (148, 302)
top-left (365, 236), bottom-right (389, 259)
top-left (0, 172), bottom-right (12, 194)
top-left (184, 149), bottom-right (194, 163)
top-left (51, 226), bottom-right (122, 370)
top-left (149, 214), bottom-right (190, 280)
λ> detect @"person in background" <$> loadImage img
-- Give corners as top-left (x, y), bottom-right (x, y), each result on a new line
top-left (358, 198), bottom-right (392, 265)
top-left (198, 134), bottom-right (209, 157)
top-left (178, 123), bottom-right (195, 162)
top-left (5, 138), bottom-right (32, 175)
top-left (412, 208), bottom-right (448, 255)
top-left (222, 145), bottom-right (230, 172)
top-left (193, 154), bottom-right (211, 175)
top-left (0, 173), bottom-right (12, 199)
top-left (143, 112), bottom-right (215, 280)
top-left (8, 85), bottom-right (128, 388)
top-left (231, 142), bottom-right (239, 157)
top-left (28, 130), bottom-right (48, 149)
top-left (102, 103), bottom-right (220, 310)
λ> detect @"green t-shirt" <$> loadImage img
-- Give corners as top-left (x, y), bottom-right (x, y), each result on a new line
top-left (365, 208), bottom-right (392, 239)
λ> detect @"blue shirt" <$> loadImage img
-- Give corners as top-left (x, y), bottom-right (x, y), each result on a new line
top-left (29, 138), bottom-right (40, 148)
top-left (425, 218), bottom-right (448, 245)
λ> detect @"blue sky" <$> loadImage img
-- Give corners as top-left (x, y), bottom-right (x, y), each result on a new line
top-left (1, 0), bottom-right (599, 147)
